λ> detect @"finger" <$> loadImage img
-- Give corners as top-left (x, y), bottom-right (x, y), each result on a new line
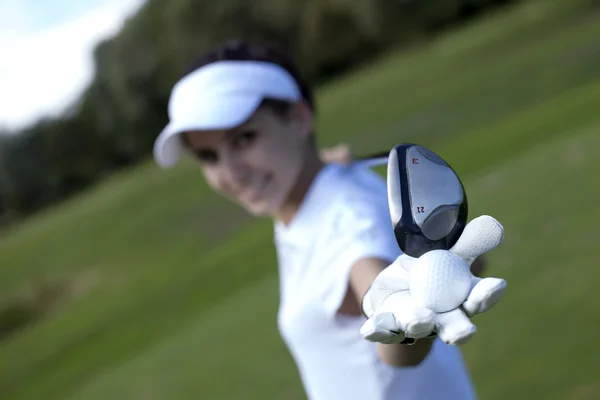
top-left (381, 292), bottom-right (436, 339)
top-left (469, 275), bottom-right (482, 288)
top-left (360, 312), bottom-right (405, 344)
top-left (462, 277), bottom-right (507, 317)
top-left (450, 215), bottom-right (504, 261)
top-left (435, 309), bottom-right (476, 346)
top-left (404, 310), bottom-right (437, 340)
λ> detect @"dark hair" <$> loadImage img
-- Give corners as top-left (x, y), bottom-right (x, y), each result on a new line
top-left (182, 39), bottom-right (315, 116)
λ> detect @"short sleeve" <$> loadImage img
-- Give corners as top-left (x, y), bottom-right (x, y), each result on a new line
top-left (317, 194), bottom-right (402, 316)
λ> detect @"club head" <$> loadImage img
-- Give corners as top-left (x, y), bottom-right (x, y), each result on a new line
top-left (387, 144), bottom-right (468, 258)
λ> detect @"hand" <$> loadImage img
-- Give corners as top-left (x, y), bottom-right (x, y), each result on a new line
top-left (320, 143), bottom-right (352, 164)
top-left (360, 215), bottom-right (506, 346)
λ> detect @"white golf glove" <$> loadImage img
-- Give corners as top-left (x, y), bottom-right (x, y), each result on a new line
top-left (360, 215), bottom-right (507, 346)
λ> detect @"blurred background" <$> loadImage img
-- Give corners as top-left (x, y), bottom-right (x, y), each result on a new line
top-left (0, 0), bottom-right (599, 398)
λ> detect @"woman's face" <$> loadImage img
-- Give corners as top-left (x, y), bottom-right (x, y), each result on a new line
top-left (183, 102), bottom-right (314, 218)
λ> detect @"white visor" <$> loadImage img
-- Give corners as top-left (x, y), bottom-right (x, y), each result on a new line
top-left (153, 60), bottom-right (303, 168)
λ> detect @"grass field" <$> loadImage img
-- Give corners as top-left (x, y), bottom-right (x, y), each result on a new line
top-left (1, 0), bottom-right (600, 399)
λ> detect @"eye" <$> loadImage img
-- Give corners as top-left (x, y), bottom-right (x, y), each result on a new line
top-left (232, 130), bottom-right (257, 149)
top-left (195, 149), bottom-right (218, 164)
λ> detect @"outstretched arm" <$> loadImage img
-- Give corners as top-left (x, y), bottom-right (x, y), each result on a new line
top-left (342, 257), bottom-right (435, 367)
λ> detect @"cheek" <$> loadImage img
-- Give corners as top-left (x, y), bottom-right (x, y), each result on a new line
top-left (202, 168), bottom-right (228, 195)
top-left (265, 146), bottom-right (304, 195)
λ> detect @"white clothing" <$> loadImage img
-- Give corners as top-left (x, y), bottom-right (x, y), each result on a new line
top-left (275, 163), bottom-right (477, 400)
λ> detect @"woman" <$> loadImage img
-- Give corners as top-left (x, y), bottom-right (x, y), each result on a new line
top-left (153, 40), bottom-right (486, 399)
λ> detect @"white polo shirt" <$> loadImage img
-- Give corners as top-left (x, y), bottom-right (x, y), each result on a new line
top-left (274, 163), bottom-right (477, 400)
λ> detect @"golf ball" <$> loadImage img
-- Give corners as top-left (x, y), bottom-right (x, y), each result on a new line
top-left (409, 250), bottom-right (472, 313)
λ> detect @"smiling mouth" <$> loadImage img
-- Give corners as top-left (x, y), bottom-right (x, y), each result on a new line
top-left (241, 175), bottom-right (270, 202)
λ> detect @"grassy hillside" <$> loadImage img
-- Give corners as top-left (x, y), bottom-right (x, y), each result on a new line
top-left (1, 0), bottom-right (599, 399)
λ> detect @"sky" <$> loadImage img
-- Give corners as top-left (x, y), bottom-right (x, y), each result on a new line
top-left (0, 0), bottom-right (146, 132)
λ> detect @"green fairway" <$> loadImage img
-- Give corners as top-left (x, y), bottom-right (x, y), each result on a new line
top-left (1, 0), bottom-right (600, 399)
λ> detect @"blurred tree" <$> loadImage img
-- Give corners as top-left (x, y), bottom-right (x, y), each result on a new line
top-left (0, 125), bottom-right (51, 216)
